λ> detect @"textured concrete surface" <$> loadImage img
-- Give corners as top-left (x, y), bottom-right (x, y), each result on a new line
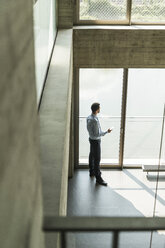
top-left (58, 0), bottom-right (73, 28)
top-left (0, 1), bottom-right (44, 248)
top-left (39, 29), bottom-right (73, 248)
top-left (74, 28), bottom-right (165, 68)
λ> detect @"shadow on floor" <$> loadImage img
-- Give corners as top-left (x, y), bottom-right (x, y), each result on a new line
top-left (123, 170), bottom-right (165, 207)
top-left (67, 169), bottom-right (165, 248)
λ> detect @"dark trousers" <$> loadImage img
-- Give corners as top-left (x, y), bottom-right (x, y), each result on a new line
top-left (89, 138), bottom-right (101, 179)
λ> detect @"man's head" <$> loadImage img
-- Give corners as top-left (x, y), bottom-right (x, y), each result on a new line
top-left (91, 102), bottom-right (100, 115)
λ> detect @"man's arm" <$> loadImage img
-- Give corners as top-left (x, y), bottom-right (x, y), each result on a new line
top-left (99, 126), bottom-right (112, 136)
top-left (87, 119), bottom-right (111, 139)
top-left (92, 120), bottom-right (108, 138)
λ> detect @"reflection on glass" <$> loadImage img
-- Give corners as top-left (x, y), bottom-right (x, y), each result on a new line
top-left (161, 117), bottom-right (165, 165)
top-left (79, 69), bottom-right (123, 164)
top-left (153, 111), bottom-right (165, 220)
top-left (80, 0), bottom-right (127, 21)
top-left (33, 0), bottom-right (57, 103)
top-left (124, 69), bottom-right (165, 166)
top-left (132, 0), bottom-right (165, 23)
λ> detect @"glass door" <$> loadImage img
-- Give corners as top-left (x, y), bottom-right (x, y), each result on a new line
top-left (79, 68), bottom-right (123, 166)
top-left (123, 69), bottom-right (165, 167)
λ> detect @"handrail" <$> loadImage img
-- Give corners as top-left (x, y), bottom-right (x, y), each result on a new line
top-left (43, 216), bottom-right (165, 248)
top-left (43, 216), bottom-right (165, 232)
top-left (79, 116), bottom-right (163, 119)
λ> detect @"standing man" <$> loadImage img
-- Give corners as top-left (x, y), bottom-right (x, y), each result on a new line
top-left (87, 102), bottom-right (112, 186)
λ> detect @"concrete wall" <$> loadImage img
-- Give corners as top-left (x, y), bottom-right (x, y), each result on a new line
top-left (39, 29), bottom-right (73, 248)
top-left (0, 2), bottom-right (44, 248)
top-left (74, 27), bottom-right (165, 68)
top-left (58, 0), bottom-right (73, 28)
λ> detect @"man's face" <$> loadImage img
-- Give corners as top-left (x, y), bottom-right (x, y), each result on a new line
top-left (96, 106), bottom-right (100, 114)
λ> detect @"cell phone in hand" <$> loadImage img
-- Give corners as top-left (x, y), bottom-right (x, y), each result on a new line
top-left (110, 127), bottom-right (114, 131)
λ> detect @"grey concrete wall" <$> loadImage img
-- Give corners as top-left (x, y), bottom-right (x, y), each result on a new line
top-left (0, 2), bottom-right (44, 248)
top-left (58, 0), bottom-right (73, 28)
top-left (39, 29), bottom-right (73, 248)
top-left (74, 28), bottom-right (165, 68)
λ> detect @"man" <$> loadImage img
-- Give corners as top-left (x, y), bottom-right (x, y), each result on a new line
top-left (86, 102), bottom-right (112, 186)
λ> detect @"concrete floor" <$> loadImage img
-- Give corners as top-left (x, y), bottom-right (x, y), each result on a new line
top-left (67, 169), bottom-right (165, 248)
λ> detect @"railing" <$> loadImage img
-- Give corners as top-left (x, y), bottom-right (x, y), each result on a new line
top-left (80, 115), bottom-right (164, 117)
top-left (43, 216), bottom-right (165, 248)
top-left (80, 115), bottom-right (163, 120)
top-left (79, 115), bottom-right (164, 164)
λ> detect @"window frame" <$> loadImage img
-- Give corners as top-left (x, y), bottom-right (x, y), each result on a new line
top-left (75, 67), bottom-right (128, 169)
top-left (75, 0), bottom-right (165, 26)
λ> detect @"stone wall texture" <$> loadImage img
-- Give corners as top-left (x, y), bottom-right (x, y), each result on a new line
top-left (58, 0), bottom-right (73, 28)
top-left (74, 28), bottom-right (165, 68)
top-left (0, 1), bottom-right (44, 248)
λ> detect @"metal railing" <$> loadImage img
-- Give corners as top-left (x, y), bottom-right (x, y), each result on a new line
top-left (79, 115), bottom-right (163, 163)
top-left (43, 216), bottom-right (165, 248)
top-left (80, 116), bottom-right (163, 119)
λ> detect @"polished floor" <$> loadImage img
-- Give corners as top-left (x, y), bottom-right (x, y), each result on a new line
top-left (67, 169), bottom-right (165, 248)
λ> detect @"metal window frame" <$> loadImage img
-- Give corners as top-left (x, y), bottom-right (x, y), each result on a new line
top-left (75, 67), bottom-right (128, 169)
top-left (75, 0), bottom-right (131, 25)
top-left (75, 68), bottom-right (151, 169)
top-left (74, 0), bottom-right (165, 26)
top-left (74, 67), bottom-right (80, 169)
top-left (119, 68), bottom-right (128, 169)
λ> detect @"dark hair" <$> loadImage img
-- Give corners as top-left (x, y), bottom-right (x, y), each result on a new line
top-left (91, 102), bottom-right (100, 113)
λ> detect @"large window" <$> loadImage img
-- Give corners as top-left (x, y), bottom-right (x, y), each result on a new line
top-left (78, 0), bottom-right (165, 24)
top-left (78, 68), bottom-right (165, 168)
top-left (132, 0), bottom-right (165, 23)
top-left (80, 0), bottom-right (127, 22)
top-left (79, 69), bottom-right (123, 165)
top-left (124, 69), bottom-right (165, 166)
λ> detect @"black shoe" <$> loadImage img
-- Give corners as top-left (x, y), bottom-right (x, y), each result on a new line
top-left (96, 177), bottom-right (107, 186)
top-left (89, 171), bottom-right (95, 177)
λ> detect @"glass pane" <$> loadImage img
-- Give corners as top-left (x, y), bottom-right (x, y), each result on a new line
top-left (33, 0), bottom-right (57, 104)
top-left (131, 0), bottom-right (165, 23)
top-left (80, 0), bottom-right (127, 21)
top-left (79, 69), bottom-right (123, 164)
top-left (161, 119), bottom-right (165, 165)
top-left (150, 114), bottom-right (165, 245)
top-left (124, 69), bottom-right (165, 166)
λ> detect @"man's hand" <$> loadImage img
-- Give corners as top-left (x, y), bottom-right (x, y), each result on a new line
top-left (107, 128), bottom-right (112, 133)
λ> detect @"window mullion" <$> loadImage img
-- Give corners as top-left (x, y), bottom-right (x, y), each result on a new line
top-left (127, 0), bottom-right (133, 25)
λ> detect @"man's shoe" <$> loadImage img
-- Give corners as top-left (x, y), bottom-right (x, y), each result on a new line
top-left (96, 177), bottom-right (107, 186)
top-left (89, 171), bottom-right (95, 177)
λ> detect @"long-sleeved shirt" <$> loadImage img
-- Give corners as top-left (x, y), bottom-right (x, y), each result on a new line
top-left (86, 114), bottom-right (108, 140)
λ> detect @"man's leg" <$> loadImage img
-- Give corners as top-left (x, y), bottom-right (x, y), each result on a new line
top-left (89, 138), bottom-right (95, 176)
top-left (93, 140), bottom-right (107, 186)
top-left (93, 140), bottom-right (101, 179)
